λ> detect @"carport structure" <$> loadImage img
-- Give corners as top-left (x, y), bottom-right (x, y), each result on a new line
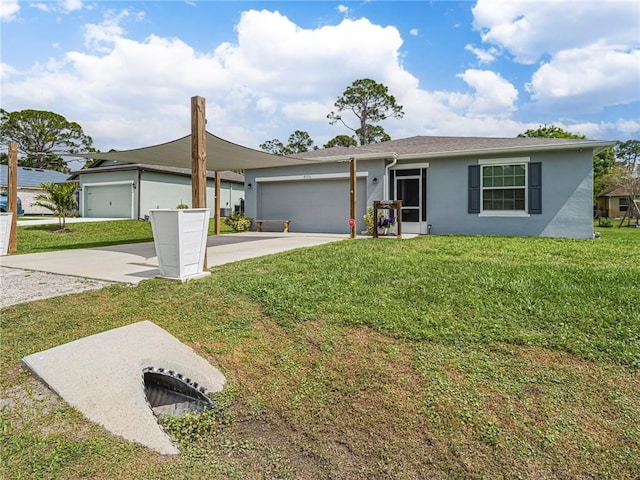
top-left (3, 97), bottom-right (360, 255)
top-left (74, 97), bottom-right (325, 234)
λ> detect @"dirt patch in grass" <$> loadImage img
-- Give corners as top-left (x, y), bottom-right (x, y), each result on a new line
top-left (199, 318), bottom-right (640, 479)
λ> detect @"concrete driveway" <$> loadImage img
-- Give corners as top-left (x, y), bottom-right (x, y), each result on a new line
top-left (0, 232), bottom-right (348, 285)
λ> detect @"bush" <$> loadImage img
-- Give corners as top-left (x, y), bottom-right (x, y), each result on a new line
top-left (175, 203), bottom-right (189, 209)
top-left (599, 217), bottom-right (613, 227)
top-left (363, 206), bottom-right (375, 235)
top-left (224, 211), bottom-right (252, 232)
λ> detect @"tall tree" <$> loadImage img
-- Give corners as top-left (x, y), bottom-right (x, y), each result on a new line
top-left (33, 182), bottom-right (78, 230)
top-left (356, 125), bottom-right (391, 144)
top-left (260, 130), bottom-right (317, 156)
top-left (518, 124), bottom-right (615, 197)
top-left (593, 147), bottom-right (616, 196)
top-left (518, 125), bottom-right (584, 139)
top-left (286, 130), bottom-right (317, 154)
top-left (327, 78), bottom-right (404, 146)
top-left (259, 138), bottom-right (287, 156)
top-left (614, 140), bottom-right (640, 170)
top-left (324, 135), bottom-right (358, 149)
top-left (0, 109), bottom-right (95, 173)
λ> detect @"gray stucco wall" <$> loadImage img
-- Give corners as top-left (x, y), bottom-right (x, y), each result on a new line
top-left (141, 172), bottom-right (242, 217)
top-left (425, 150), bottom-right (593, 239)
top-left (244, 159), bottom-right (387, 233)
top-left (245, 148), bottom-right (594, 238)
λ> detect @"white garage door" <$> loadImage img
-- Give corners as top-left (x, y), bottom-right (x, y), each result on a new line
top-left (85, 184), bottom-right (133, 218)
top-left (257, 178), bottom-right (366, 233)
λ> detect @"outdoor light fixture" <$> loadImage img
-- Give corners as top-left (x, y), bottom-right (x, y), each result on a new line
top-left (247, 183), bottom-right (252, 189)
top-left (372, 177), bottom-right (378, 184)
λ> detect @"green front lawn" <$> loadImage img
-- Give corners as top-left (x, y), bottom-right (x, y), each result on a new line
top-left (13, 219), bottom-right (233, 254)
top-left (1, 227), bottom-right (638, 479)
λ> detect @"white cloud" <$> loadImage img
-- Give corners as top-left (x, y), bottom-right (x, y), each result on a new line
top-left (83, 9), bottom-right (143, 52)
top-left (33, 3), bottom-right (50, 12)
top-left (472, 0), bottom-right (640, 65)
top-left (464, 44), bottom-right (498, 64)
top-left (28, 0), bottom-right (85, 15)
top-left (337, 5), bottom-right (350, 15)
top-left (61, 0), bottom-right (84, 13)
top-left (615, 119), bottom-right (640, 135)
top-left (471, 0), bottom-right (640, 120)
top-left (0, 9), bottom-right (417, 150)
top-left (0, 62), bottom-right (18, 80)
top-left (0, 0), bottom-right (20, 21)
top-left (456, 69), bottom-right (519, 116)
top-left (525, 43), bottom-right (640, 111)
top-left (409, 28), bottom-right (419, 36)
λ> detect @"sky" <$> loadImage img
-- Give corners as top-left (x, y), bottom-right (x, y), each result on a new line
top-left (1, 0), bottom-right (639, 165)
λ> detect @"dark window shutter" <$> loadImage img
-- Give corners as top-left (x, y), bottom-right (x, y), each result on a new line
top-left (468, 165), bottom-right (480, 214)
top-left (421, 168), bottom-right (427, 221)
top-left (528, 162), bottom-right (542, 214)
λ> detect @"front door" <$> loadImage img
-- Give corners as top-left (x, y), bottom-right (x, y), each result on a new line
top-left (392, 168), bottom-right (427, 234)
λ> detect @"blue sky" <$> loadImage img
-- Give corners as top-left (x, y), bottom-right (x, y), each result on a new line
top-left (1, 0), bottom-right (639, 160)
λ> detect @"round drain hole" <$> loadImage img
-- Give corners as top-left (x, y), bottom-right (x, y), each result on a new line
top-left (143, 366), bottom-right (213, 417)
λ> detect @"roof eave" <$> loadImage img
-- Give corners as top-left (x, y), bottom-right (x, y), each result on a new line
top-left (396, 140), bottom-right (616, 161)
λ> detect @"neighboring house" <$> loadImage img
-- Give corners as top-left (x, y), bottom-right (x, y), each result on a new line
top-left (0, 165), bottom-right (70, 215)
top-left (68, 161), bottom-right (244, 219)
top-left (243, 136), bottom-right (613, 239)
top-left (597, 186), bottom-right (635, 218)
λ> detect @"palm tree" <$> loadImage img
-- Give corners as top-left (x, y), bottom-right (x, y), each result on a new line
top-left (33, 182), bottom-right (78, 230)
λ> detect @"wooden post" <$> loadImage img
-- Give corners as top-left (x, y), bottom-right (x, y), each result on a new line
top-left (8, 142), bottom-right (18, 253)
top-left (350, 157), bottom-right (356, 239)
top-left (191, 96), bottom-right (207, 267)
top-left (214, 172), bottom-right (221, 235)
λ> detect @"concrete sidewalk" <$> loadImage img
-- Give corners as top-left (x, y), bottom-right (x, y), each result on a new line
top-left (0, 232), bottom-right (348, 285)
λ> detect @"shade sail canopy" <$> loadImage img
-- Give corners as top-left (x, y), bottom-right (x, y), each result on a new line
top-left (74, 131), bottom-right (321, 171)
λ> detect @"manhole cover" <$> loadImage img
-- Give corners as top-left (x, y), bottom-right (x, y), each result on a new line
top-left (143, 366), bottom-right (213, 417)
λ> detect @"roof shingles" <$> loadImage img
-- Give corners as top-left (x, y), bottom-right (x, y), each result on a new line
top-left (292, 135), bottom-right (613, 160)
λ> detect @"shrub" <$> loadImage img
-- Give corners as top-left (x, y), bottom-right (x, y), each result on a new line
top-left (363, 206), bottom-right (375, 235)
top-left (175, 203), bottom-right (189, 209)
top-left (224, 211), bottom-right (252, 232)
top-left (599, 217), bottom-right (613, 227)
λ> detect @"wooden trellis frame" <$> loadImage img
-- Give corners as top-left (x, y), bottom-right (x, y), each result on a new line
top-left (373, 200), bottom-right (402, 238)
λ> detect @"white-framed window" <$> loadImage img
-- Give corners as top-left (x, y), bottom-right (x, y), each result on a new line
top-left (478, 157), bottom-right (530, 216)
top-left (482, 163), bottom-right (526, 210)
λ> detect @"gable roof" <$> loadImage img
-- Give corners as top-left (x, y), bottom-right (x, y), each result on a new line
top-left (293, 136), bottom-right (614, 161)
top-left (597, 186), bottom-right (635, 197)
top-left (0, 165), bottom-right (70, 188)
top-left (69, 161), bottom-right (244, 183)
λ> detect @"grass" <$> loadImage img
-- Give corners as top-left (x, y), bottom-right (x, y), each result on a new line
top-left (1, 227), bottom-right (639, 479)
top-left (13, 219), bottom-right (233, 254)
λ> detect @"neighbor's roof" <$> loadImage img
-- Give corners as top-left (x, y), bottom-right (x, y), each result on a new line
top-left (69, 161), bottom-right (244, 183)
top-left (0, 165), bottom-right (70, 188)
top-left (73, 131), bottom-right (319, 171)
top-left (597, 186), bottom-right (634, 197)
top-left (293, 136), bottom-right (615, 162)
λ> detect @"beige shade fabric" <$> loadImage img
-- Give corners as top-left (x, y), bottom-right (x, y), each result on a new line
top-left (74, 131), bottom-right (321, 171)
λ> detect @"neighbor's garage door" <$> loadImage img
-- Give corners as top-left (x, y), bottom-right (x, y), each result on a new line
top-left (258, 178), bottom-right (366, 233)
top-left (85, 184), bottom-right (132, 218)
